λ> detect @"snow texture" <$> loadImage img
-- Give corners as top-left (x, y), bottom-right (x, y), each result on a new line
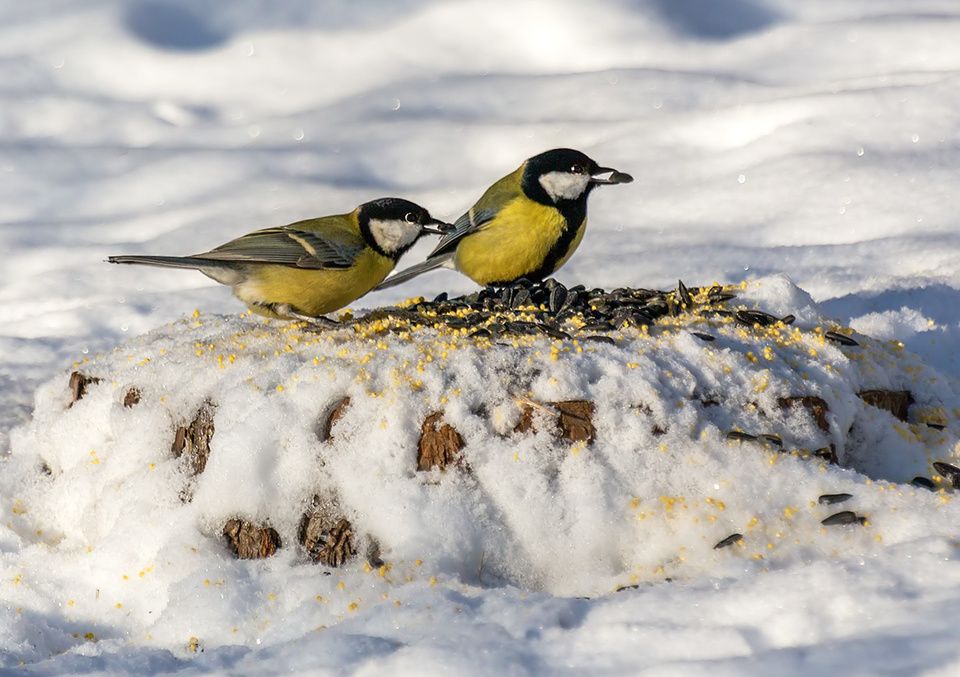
top-left (2, 0), bottom-right (960, 674)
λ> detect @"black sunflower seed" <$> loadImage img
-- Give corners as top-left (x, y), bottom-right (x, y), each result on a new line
top-left (549, 286), bottom-right (568, 313)
top-left (511, 288), bottom-right (532, 309)
top-left (568, 284), bottom-right (586, 293)
top-left (760, 434), bottom-right (783, 449)
top-left (678, 280), bottom-right (693, 308)
top-left (735, 310), bottom-right (779, 327)
top-left (821, 511), bottom-right (864, 526)
top-left (713, 533), bottom-right (744, 549)
top-left (710, 292), bottom-right (737, 303)
top-left (818, 493), bottom-right (853, 505)
top-left (581, 322), bottom-right (613, 332)
top-left (926, 423), bottom-right (946, 430)
top-left (432, 292), bottom-right (448, 303)
top-left (691, 332), bottom-right (716, 342)
top-left (726, 431), bottom-right (757, 442)
top-left (469, 328), bottom-right (491, 339)
top-left (537, 324), bottom-right (571, 341)
top-left (824, 331), bottom-right (858, 346)
top-left (506, 321), bottom-right (538, 335)
top-left (583, 335), bottom-right (616, 345)
top-left (911, 476), bottom-right (936, 489)
top-left (933, 461), bottom-right (960, 488)
top-left (780, 314), bottom-right (796, 325)
top-left (560, 290), bottom-right (579, 313)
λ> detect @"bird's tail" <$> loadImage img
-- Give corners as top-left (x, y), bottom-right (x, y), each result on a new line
top-left (108, 255), bottom-right (243, 285)
top-left (376, 254), bottom-right (452, 290)
top-left (108, 255), bottom-right (223, 270)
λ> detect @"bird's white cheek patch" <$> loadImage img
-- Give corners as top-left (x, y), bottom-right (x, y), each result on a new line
top-left (539, 171), bottom-right (590, 201)
top-left (368, 219), bottom-right (420, 254)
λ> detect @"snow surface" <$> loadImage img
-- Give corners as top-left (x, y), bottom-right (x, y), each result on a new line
top-left (2, 0), bottom-right (960, 673)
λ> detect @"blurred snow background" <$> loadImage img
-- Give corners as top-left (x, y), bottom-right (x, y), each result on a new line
top-left (1, 0), bottom-right (960, 673)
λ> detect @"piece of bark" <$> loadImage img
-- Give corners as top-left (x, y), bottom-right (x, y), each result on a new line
top-left (172, 401), bottom-right (215, 476)
top-left (223, 519), bottom-right (281, 559)
top-left (123, 388), bottom-right (141, 408)
top-left (68, 372), bottom-right (101, 408)
top-left (317, 396), bottom-right (351, 442)
top-left (555, 400), bottom-right (596, 443)
top-left (513, 405), bottom-right (535, 434)
top-left (417, 412), bottom-right (464, 472)
top-left (777, 396), bottom-right (830, 433)
top-left (299, 506), bottom-right (356, 567)
top-left (513, 399), bottom-right (597, 444)
top-left (858, 390), bottom-right (913, 422)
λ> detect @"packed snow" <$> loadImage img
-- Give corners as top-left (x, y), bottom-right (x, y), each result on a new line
top-left (2, 0), bottom-right (960, 674)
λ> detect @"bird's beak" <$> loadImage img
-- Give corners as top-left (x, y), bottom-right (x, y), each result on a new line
top-left (590, 167), bottom-right (634, 185)
top-left (421, 218), bottom-right (455, 236)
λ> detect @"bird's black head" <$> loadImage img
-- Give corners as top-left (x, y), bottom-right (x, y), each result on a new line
top-left (521, 148), bottom-right (633, 206)
top-left (357, 197), bottom-right (452, 259)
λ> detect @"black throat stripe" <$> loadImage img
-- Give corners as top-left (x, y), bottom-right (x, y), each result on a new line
top-left (525, 199), bottom-right (588, 282)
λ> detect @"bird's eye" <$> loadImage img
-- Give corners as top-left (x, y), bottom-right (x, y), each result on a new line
top-left (404, 212), bottom-right (418, 223)
top-left (570, 164), bottom-right (585, 174)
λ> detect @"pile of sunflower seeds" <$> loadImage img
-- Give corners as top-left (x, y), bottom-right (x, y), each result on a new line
top-left (357, 279), bottom-right (752, 343)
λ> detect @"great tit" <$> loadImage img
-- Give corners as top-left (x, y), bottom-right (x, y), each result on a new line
top-left (109, 198), bottom-right (451, 324)
top-left (378, 148), bottom-right (632, 290)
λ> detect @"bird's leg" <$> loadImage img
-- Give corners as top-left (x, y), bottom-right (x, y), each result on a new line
top-left (290, 312), bottom-right (342, 330)
top-left (268, 304), bottom-right (342, 331)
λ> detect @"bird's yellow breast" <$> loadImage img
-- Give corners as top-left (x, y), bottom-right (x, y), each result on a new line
top-left (454, 198), bottom-right (584, 285)
top-left (235, 248), bottom-right (395, 317)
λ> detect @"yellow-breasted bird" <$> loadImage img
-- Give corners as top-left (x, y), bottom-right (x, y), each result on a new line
top-left (377, 148), bottom-right (632, 290)
top-left (109, 198), bottom-right (451, 324)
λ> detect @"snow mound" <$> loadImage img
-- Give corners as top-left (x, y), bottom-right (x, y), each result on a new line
top-left (3, 275), bottom-right (960, 661)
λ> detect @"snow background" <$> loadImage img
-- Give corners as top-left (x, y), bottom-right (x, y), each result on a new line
top-left (2, 0), bottom-right (960, 673)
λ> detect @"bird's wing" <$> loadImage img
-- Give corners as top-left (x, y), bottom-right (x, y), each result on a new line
top-left (427, 168), bottom-right (523, 259)
top-left (197, 217), bottom-right (365, 270)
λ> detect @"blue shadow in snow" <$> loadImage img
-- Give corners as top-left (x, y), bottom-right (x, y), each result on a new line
top-left (124, 2), bottom-right (229, 51)
top-left (645, 0), bottom-right (781, 40)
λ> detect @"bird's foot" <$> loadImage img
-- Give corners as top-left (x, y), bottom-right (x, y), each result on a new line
top-left (267, 304), bottom-right (343, 331)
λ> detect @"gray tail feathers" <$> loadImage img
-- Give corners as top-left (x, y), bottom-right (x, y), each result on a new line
top-left (108, 255), bottom-right (243, 285)
top-left (376, 255), bottom-right (451, 290)
top-left (108, 255), bottom-right (229, 270)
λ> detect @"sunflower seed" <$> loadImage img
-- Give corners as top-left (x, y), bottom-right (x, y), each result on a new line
top-left (537, 324), bottom-right (571, 341)
top-left (726, 431), bottom-right (757, 442)
top-left (818, 493), bottom-right (853, 505)
top-left (911, 476), bottom-right (936, 489)
top-left (713, 533), bottom-right (743, 549)
top-left (760, 434), bottom-right (783, 449)
top-left (825, 331), bottom-right (859, 346)
top-left (821, 511), bottom-right (863, 526)
top-left (678, 280), bottom-right (693, 308)
top-left (735, 309), bottom-right (779, 327)
top-left (710, 292), bottom-right (737, 302)
top-left (560, 290), bottom-right (579, 313)
top-left (506, 321), bottom-right (538, 335)
top-left (549, 286), bottom-right (568, 313)
top-left (780, 314), bottom-right (796, 325)
top-left (511, 288), bottom-right (532, 308)
top-left (933, 461), bottom-right (960, 488)
top-left (691, 332), bottom-right (716, 342)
